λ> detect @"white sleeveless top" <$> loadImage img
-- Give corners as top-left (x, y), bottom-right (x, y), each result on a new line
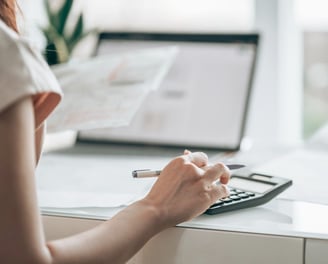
top-left (0, 20), bottom-right (62, 128)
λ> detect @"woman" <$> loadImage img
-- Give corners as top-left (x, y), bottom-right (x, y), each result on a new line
top-left (0, 1), bottom-right (230, 263)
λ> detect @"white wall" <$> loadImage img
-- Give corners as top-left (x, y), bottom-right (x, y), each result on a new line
top-left (247, 0), bottom-right (303, 147)
top-left (19, 0), bottom-right (305, 147)
top-left (81, 0), bottom-right (254, 32)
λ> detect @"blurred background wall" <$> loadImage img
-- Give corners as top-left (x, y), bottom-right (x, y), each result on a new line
top-left (18, 0), bottom-right (328, 147)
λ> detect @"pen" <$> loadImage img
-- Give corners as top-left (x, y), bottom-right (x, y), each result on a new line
top-left (132, 164), bottom-right (245, 178)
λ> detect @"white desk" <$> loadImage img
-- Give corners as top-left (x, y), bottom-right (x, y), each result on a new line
top-left (40, 143), bottom-right (328, 264)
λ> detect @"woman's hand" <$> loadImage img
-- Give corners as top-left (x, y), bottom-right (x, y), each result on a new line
top-left (143, 150), bottom-right (230, 229)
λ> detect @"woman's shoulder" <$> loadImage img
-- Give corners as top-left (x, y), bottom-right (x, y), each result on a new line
top-left (0, 20), bottom-right (44, 67)
top-left (0, 20), bottom-right (22, 50)
top-left (0, 20), bottom-right (40, 75)
top-left (0, 19), bottom-right (61, 92)
top-left (0, 20), bottom-right (62, 128)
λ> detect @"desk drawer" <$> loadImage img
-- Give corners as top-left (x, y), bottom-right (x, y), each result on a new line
top-left (43, 216), bottom-right (304, 264)
top-left (138, 227), bottom-right (303, 264)
top-left (305, 238), bottom-right (328, 264)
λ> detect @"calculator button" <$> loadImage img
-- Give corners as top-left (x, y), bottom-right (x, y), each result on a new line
top-left (237, 193), bottom-right (250, 199)
top-left (229, 191), bottom-right (237, 196)
top-left (213, 200), bottom-right (223, 205)
top-left (229, 195), bottom-right (241, 201)
top-left (221, 198), bottom-right (233, 203)
top-left (209, 200), bottom-right (224, 208)
top-left (234, 189), bottom-right (244, 194)
top-left (246, 192), bottom-right (255, 196)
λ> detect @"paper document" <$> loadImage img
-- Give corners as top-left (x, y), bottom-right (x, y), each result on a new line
top-left (253, 147), bottom-right (328, 205)
top-left (36, 153), bottom-right (170, 208)
top-left (253, 122), bottom-right (328, 205)
top-left (47, 46), bottom-right (178, 132)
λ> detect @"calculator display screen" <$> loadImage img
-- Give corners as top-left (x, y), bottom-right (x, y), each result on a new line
top-left (228, 177), bottom-right (274, 193)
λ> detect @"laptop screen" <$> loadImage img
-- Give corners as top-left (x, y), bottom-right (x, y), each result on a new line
top-left (78, 32), bottom-right (259, 150)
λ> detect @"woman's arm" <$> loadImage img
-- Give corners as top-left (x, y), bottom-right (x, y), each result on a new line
top-left (0, 96), bottom-right (52, 263)
top-left (0, 96), bottom-right (229, 264)
top-left (47, 152), bottom-right (230, 264)
top-left (35, 122), bottom-right (45, 166)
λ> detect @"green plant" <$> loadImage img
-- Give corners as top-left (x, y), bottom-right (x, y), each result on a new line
top-left (41, 0), bottom-right (92, 65)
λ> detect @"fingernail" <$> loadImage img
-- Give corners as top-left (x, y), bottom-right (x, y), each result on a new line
top-left (199, 152), bottom-right (208, 160)
top-left (220, 184), bottom-right (230, 197)
top-left (184, 149), bottom-right (191, 154)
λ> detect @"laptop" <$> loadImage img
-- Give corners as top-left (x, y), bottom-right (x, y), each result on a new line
top-left (78, 32), bottom-right (259, 151)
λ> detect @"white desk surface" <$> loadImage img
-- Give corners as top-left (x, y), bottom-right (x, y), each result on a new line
top-left (39, 142), bottom-right (328, 240)
top-left (42, 198), bottom-right (328, 240)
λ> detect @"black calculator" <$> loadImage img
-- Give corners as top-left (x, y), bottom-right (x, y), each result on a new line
top-left (205, 173), bottom-right (292, 215)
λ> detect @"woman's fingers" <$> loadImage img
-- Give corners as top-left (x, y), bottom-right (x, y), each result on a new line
top-left (183, 149), bottom-right (191, 155)
top-left (180, 151), bottom-right (230, 203)
top-left (209, 184), bottom-right (229, 203)
top-left (183, 151), bottom-right (208, 168)
top-left (144, 151), bottom-right (232, 225)
top-left (202, 163), bottom-right (230, 204)
top-left (203, 162), bottom-right (230, 184)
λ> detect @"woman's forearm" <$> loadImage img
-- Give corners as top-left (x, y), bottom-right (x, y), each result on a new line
top-left (47, 200), bottom-right (164, 264)
top-left (45, 151), bottom-right (230, 264)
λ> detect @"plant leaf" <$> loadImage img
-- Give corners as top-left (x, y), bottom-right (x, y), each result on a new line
top-left (42, 23), bottom-right (70, 64)
top-left (67, 13), bottom-right (84, 52)
top-left (44, 42), bottom-right (59, 65)
top-left (53, 36), bottom-right (70, 63)
top-left (44, 0), bottom-right (58, 28)
top-left (42, 24), bottom-right (61, 43)
top-left (66, 28), bottom-right (97, 53)
top-left (57, 0), bottom-right (74, 35)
